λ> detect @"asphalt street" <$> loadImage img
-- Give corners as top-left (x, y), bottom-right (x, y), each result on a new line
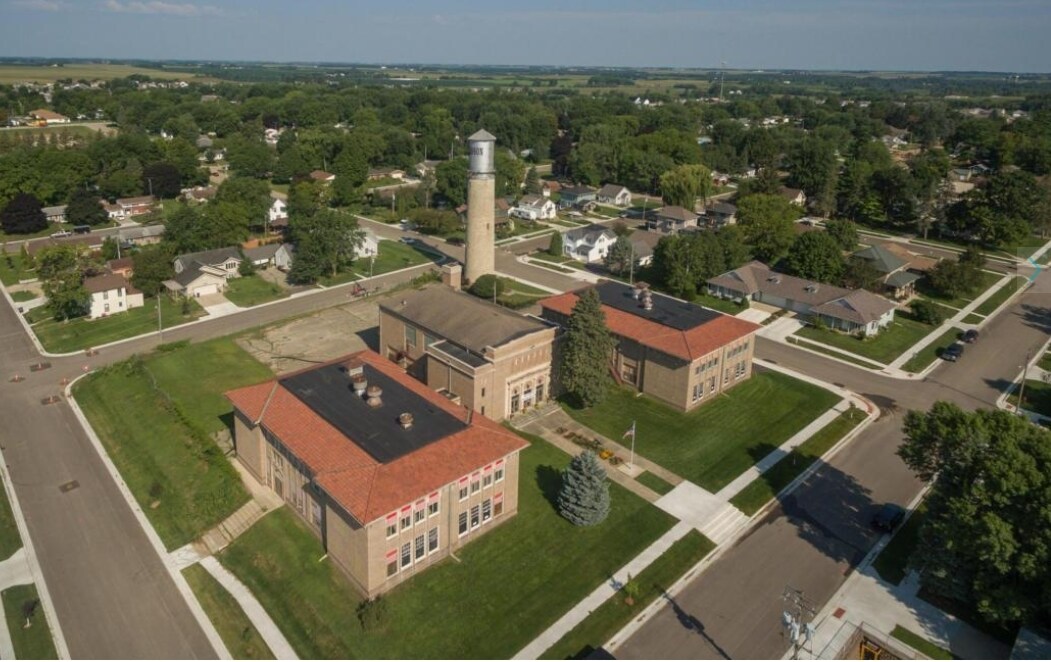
top-left (614, 271), bottom-right (1051, 659)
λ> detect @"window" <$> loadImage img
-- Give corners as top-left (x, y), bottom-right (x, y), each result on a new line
top-left (385, 515), bottom-right (397, 538)
top-left (494, 493), bottom-right (504, 517)
top-left (724, 370), bottom-right (730, 385)
top-left (692, 382), bottom-right (702, 402)
top-left (405, 325), bottom-right (417, 348)
top-left (458, 512), bottom-right (468, 536)
top-left (511, 393), bottom-right (520, 414)
top-left (424, 333), bottom-right (437, 348)
top-left (386, 550), bottom-right (398, 577)
top-left (709, 377), bottom-right (716, 392)
top-left (483, 471), bottom-right (493, 488)
top-left (414, 535), bottom-right (425, 561)
top-left (495, 461), bottom-right (504, 483)
top-left (427, 527), bottom-right (438, 553)
top-left (481, 387), bottom-right (486, 397)
top-left (482, 499), bottom-right (492, 523)
top-left (470, 473), bottom-right (481, 494)
top-left (401, 543), bottom-right (411, 569)
top-left (400, 509), bottom-right (411, 530)
top-left (470, 505), bottom-right (480, 530)
top-left (414, 509), bottom-right (425, 524)
top-left (536, 383), bottom-right (545, 402)
top-left (103, 290), bottom-right (109, 300)
top-left (458, 478), bottom-right (469, 501)
top-left (427, 501), bottom-right (439, 517)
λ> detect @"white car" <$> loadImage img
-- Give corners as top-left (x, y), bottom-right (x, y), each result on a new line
top-left (50, 230), bottom-right (71, 238)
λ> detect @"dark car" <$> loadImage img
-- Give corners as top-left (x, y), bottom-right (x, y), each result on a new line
top-left (445, 237), bottom-right (465, 246)
top-left (962, 329), bottom-right (979, 344)
top-left (941, 342), bottom-right (964, 362)
top-left (72, 224), bottom-right (92, 234)
top-left (872, 503), bottom-right (906, 532)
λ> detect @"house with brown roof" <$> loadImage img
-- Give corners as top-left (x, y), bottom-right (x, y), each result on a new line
top-left (226, 350), bottom-right (528, 597)
top-left (780, 187), bottom-right (807, 207)
top-left (707, 261), bottom-right (896, 336)
top-left (540, 281), bottom-right (761, 412)
top-left (28, 109), bottom-right (69, 124)
top-left (647, 206), bottom-right (699, 233)
top-left (107, 257), bottom-right (134, 279)
top-left (379, 285), bottom-right (556, 421)
top-left (596, 184), bottom-right (632, 207)
top-left (116, 195), bottom-right (156, 218)
top-left (84, 273), bottom-right (143, 319)
top-left (309, 170), bottom-right (336, 184)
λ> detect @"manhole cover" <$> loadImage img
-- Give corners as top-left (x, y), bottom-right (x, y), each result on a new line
top-left (40, 396), bottom-right (61, 405)
top-left (29, 362), bottom-right (51, 372)
top-left (59, 480), bottom-right (79, 493)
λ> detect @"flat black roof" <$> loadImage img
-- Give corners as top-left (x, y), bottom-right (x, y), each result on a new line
top-left (280, 363), bottom-right (466, 464)
top-left (595, 281), bottom-right (722, 331)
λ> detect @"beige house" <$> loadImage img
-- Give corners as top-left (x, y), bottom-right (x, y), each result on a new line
top-left (226, 350), bottom-right (528, 597)
top-left (378, 285), bottom-right (556, 421)
top-left (540, 281), bottom-right (761, 412)
top-left (84, 273), bottom-right (144, 319)
top-left (163, 247), bottom-right (242, 298)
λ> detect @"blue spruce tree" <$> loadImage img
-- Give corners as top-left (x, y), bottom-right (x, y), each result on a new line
top-left (557, 451), bottom-right (611, 526)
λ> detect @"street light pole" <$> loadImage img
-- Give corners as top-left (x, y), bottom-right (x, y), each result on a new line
top-left (1017, 349), bottom-right (1032, 416)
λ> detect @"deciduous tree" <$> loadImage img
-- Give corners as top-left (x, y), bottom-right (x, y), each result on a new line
top-left (1, 193), bottom-right (46, 235)
top-left (736, 193), bottom-right (800, 263)
top-left (785, 231), bottom-right (845, 283)
top-left (66, 188), bottom-right (108, 227)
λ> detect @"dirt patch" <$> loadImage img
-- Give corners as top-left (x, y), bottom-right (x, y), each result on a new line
top-left (236, 295), bottom-right (389, 373)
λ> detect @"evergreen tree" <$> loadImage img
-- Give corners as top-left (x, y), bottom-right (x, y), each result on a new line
top-left (524, 166), bottom-right (541, 195)
top-left (604, 234), bottom-right (635, 277)
top-left (66, 188), bottom-right (108, 227)
top-left (547, 231), bottom-right (563, 257)
top-left (559, 288), bottom-right (615, 407)
top-left (557, 451), bottom-right (611, 526)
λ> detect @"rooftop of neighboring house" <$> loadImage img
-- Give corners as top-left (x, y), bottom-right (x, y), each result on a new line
top-left (118, 224), bottom-right (165, 241)
top-left (83, 273), bottom-right (139, 295)
top-left (29, 109), bottom-right (67, 121)
top-left (176, 246), bottom-right (241, 270)
top-left (244, 243), bottom-right (292, 262)
top-left (518, 194), bottom-right (547, 207)
top-left (116, 195), bottom-right (155, 207)
top-left (852, 244), bottom-right (908, 274)
top-left (875, 242), bottom-right (939, 272)
top-left (708, 260), bottom-right (852, 307)
top-left (656, 205), bottom-right (698, 222)
top-left (543, 181), bottom-right (562, 192)
top-left (561, 185), bottom-right (596, 197)
top-left (779, 187), bottom-right (805, 201)
top-left (107, 257), bottom-right (134, 272)
top-left (309, 170), bottom-right (335, 181)
top-left (811, 289), bottom-right (897, 325)
top-left (380, 285), bottom-right (552, 357)
top-left (41, 205), bottom-right (67, 216)
top-left (225, 350), bottom-right (529, 524)
top-left (183, 186), bottom-right (217, 201)
top-left (706, 201), bottom-right (737, 215)
top-left (564, 223), bottom-right (616, 246)
top-left (628, 230), bottom-right (662, 259)
top-left (597, 184), bottom-right (629, 198)
top-left (540, 281), bottom-right (761, 363)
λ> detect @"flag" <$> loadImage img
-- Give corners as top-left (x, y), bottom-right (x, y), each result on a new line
top-left (622, 421), bottom-right (636, 440)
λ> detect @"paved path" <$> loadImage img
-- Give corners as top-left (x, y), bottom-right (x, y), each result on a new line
top-left (513, 521), bottom-right (693, 660)
top-left (0, 548), bottom-right (33, 660)
top-left (199, 556), bottom-right (299, 661)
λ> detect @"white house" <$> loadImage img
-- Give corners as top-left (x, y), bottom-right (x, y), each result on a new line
top-left (359, 230), bottom-right (380, 258)
top-left (84, 273), bottom-right (144, 319)
top-left (512, 195), bottom-right (556, 221)
top-left (563, 224), bottom-right (617, 263)
top-left (596, 184), bottom-right (632, 207)
top-left (268, 197), bottom-right (288, 224)
top-left (165, 247), bottom-right (243, 298)
top-left (244, 243), bottom-right (295, 270)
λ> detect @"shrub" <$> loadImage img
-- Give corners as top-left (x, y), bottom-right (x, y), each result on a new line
top-left (356, 596), bottom-right (389, 632)
top-left (469, 274), bottom-right (505, 300)
top-left (910, 299), bottom-right (946, 325)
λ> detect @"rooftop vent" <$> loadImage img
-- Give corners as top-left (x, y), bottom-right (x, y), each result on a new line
top-left (641, 290), bottom-right (654, 311)
top-left (365, 384), bottom-right (383, 408)
top-left (805, 284), bottom-right (818, 293)
top-left (398, 412), bottom-right (414, 430)
top-left (767, 276), bottom-right (781, 284)
top-left (351, 371), bottom-right (368, 396)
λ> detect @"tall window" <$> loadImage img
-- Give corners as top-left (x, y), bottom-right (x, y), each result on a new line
top-left (427, 500), bottom-right (439, 517)
top-left (401, 543), bottom-right (411, 569)
top-left (458, 478), bottom-right (468, 501)
top-left (494, 493), bottom-right (504, 517)
top-left (427, 527), bottom-right (438, 553)
top-left (483, 470), bottom-right (493, 488)
top-left (470, 504), bottom-right (480, 530)
top-left (458, 512), bottom-right (468, 536)
top-left (692, 383), bottom-right (702, 402)
top-left (470, 474), bottom-right (480, 494)
top-left (400, 511), bottom-right (411, 530)
top-left (405, 325), bottom-right (417, 349)
top-left (536, 383), bottom-right (545, 402)
top-left (311, 501), bottom-right (322, 527)
top-left (482, 499), bottom-right (492, 523)
top-left (414, 508), bottom-right (425, 524)
top-left (386, 550), bottom-right (398, 577)
top-left (511, 393), bottom-right (520, 414)
top-left (495, 461), bottom-right (504, 483)
top-left (414, 535), bottom-right (425, 561)
top-left (385, 514), bottom-right (397, 538)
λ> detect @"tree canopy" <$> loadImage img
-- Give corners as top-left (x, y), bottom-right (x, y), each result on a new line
top-left (559, 288), bottom-right (615, 408)
top-left (785, 231), bottom-right (845, 283)
top-left (1, 193), bottom-right (46, 235)
top-left (736, 193), bottom-right (800, 264)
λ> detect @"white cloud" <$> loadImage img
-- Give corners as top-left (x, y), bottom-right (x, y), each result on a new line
top-left (101, 0), bottom-right (222, 16)
top-left (11, 0), bottom-right (70, 11)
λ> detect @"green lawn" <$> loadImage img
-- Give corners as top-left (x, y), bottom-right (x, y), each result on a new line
top-left (468, 276), bottom-right (551, 310)
top-left (694, 292), bottom-right (749, 315)
top-left (962, 313), bottom-right (985, 325)
top-left (636, 471), bottom-right (675, 496)
top-left (224, 275), bottom-right (288, 308)
top-left (0, 252), bottom-right (34, 286)
top-left (30, 296), bottom-right (204, 353)
top-left (564, 372), bottom-right (840, 492)
top-left (891, 625), bottom-right (955, 660)
top-left (9, 290), bottom-right (37, 302)
top-left (730, 408), bottom-right (865, 516)
top-left (361, 240), bottom-right (436, 276)
top-left (73, 338), bottom-right (272, 548)
top-left (528, 259), bottom-right (574, 273)
top-left (0, 475), bottom-right (23, 562)
top-left (1039, 353), bottom-right (1051, 373)
top-left (183, 565), bottom-right (274, 659)
top-left (2, 584), bottom-right (57, 660)
top-left (218, 434), bottom-right (676, 659)
top-left (916, 271), bottom-right (1001, 309)
top-left (972, 276), bottom-right (1024, 317)
top-left (872, 505), bottom-right (926, 585)
top-left (787, 336), bottom-right (886, 370)
top-left (541, 531), bottom-right (715, 659)
top-left (1007, 380), bottom-right (1051, 418)
top-left (795, 316), bottom-right (936, 365)
top-left (901, 326), bottom-right (962, 374)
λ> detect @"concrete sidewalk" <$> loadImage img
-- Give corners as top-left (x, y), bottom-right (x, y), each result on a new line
top-left (0, 548), bottom-right (33, 660)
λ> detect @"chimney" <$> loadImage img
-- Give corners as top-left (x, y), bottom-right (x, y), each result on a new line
top-left (642, 290), bottom-right (653, 311)
top-left (365, 384), bottom-right (383, 408)
top-left (351, 370), bottom-right (367, 396)
top-left (398, 412), bottom-right (414, 430)
top-left (441, 262), bottom-right (463, 291)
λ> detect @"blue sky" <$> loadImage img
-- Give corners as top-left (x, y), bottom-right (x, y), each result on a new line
top-left (2, 0), bottom-right (1050, 72)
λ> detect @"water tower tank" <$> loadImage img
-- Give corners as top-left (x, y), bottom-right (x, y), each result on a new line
top-left (468, 129), bottom-right (496, 175)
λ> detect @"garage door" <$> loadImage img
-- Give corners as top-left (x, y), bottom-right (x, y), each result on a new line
top-left (192, 283), bottom-right (219, 297)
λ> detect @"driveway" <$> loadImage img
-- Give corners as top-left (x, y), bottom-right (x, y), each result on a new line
top-left (197, 292), bottom-right (240, 316)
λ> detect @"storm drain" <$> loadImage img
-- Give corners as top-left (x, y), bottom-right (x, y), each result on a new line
top-left (59, 480), bottom-right (79, 493)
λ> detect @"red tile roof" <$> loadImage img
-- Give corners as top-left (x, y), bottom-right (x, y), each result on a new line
top-left (540, 289), bottom-right (760, 362)
top-left (226, 350), bottom-right (528, 525)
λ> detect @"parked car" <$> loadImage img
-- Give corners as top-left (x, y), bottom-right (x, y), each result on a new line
top-left (50, 230), bottom-right (71, 238)
top-left (872, 503), bottom-right (906, 532)
top-left (962, 329), bottom-right (979, 344)
top-left (942, 342), bottom-right (965, 362)
top-left (72, 224), bottom-right (91, 234)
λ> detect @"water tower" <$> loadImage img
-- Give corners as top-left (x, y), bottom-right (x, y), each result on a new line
top-left (464, 129), bottom-right (496, 285)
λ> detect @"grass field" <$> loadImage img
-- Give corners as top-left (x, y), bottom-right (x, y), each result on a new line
top-left (73, 338), bottom-right (272, 548)
top-left (962, 313), bottom-right (985, 325)
top-left (564, 372), bottom-right (840, 492)
top-left (9, 290), bottom-right (37, 302)
top-left (218, 433), bottom-right (675, 659)
top-left (694, 292), bottom-right (749, 315)
top-left (0, 474), bottom-right (23, 562)
top-left (872, 505), bottom-right (926, 585)
top-left (223, 275), bottom-right (288, 308)
top-left (541, 531), bottom-right (715, 659)
top-left (1039, 354), bottom-right (1051, 373)
top-left (636, 471), bottom-right (675, 496)
top-left (786, 336), bottom-right (886, 370)
top-left (1007, 380), bottom-right (1051, 418)
top-left (729, 408), bottom-right (864, 515)
top-left (2, 584), bottom-right (57, 659)
top-left (30, 296), bottom-right (204, 353)
top-left (0, 63), bottom-right (209, 84)
top-left (971, 276), bottom-right (1024, 317)
top-left (901, 326), bottom-right (961, 374)
top-left (0, 252), bottom-right (35, 285)
top-left (891, 625), bottom-right (955, 659)
top-left (916, 271), bottom-right (1001, 309)
top-left (795, 316), bottom-right (936, 365)
top-left (183, 565), bottom-right (274, 660)
top-left (361, 240), bottom-right (437, 276)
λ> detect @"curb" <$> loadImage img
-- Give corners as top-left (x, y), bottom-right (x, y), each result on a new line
top-left (64, 374), bottom-right (232, 660)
